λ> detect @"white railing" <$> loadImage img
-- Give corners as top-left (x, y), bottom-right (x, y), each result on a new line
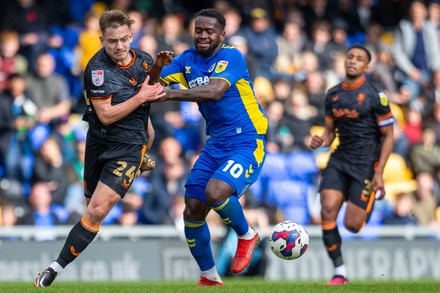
top-left (1, 225), bottom-right (439, 240)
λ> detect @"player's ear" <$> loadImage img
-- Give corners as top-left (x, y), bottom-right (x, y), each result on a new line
top-left (220, 31), bottom-right (226, 42)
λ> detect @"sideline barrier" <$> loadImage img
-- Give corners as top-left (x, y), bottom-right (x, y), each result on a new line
top-left (0, 225), bottom-right (439, 281)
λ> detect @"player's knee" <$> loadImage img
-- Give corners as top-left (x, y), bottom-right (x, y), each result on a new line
top-left (84, 208), bottom-right (105, 226)
top-left (205, 179), bottom-right (233, 204)
top-left (321, 206), bottom-right (338, 222)
top-left (344, 220), bottom-right (363, 233)
top-left (183, 206), bottom-right (204, 221)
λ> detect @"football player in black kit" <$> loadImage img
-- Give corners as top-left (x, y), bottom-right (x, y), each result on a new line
top-left (34, 10), bottom-right (172, 287)
top-left (309, 45), bottom-right (394, 285)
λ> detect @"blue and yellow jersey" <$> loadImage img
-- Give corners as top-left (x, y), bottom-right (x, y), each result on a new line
top-left (160, 45), bottom-right (268, 141)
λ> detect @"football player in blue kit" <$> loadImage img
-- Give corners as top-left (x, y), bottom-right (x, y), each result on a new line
top-left (142, 8), bottom-right (268, 286)
top-left (309, 45), bottom-right (394, 285)
top-left (33, 10), bottom-right (172, 287)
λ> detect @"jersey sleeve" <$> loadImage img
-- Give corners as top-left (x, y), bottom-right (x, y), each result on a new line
top-left (324, 91), bottom-right (334, 120)
top-left (160, 54), bottom-right (189, 88)
top-left (84, 66), bottom-right (122, 100)
top-left (373, 90), bottom-right (394, 128)
top-left (210, 47), bottom-right (246, 86)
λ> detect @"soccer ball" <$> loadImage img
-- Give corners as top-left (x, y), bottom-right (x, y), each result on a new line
top-left (269, 220), bottom-right (309, 260)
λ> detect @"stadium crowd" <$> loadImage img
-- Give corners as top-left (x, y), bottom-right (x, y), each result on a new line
top-left (1, 0), bottom-right (440, 236)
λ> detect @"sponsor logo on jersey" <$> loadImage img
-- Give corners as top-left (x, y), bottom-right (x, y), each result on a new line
top-left (188, 76), bottom-right (209, 88)
top-left (332, 108), bottom-right (359, 119)
top-left (208, 63), bottom-right (215, 72)
top-left (92, 70), bottom-right (104, 86)
top-left (185, 66), bottom-right (191, 74)
top-left (379, 91), bottom-right (389, 106)
top-left (215, 60), bottom-right (228, 73)
top-left (332, 95), bottom-right (339, 102)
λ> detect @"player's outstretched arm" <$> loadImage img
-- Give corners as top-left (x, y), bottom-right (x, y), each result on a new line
top-left (148, 51), bottom-right (174, 84)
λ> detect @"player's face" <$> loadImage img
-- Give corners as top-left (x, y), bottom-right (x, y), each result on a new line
top-left (193, 16), bottom-right (225, 57)
top-left (100, 25), bottom-right (133, 64)
top-left (344, 48), bottom-right (369, 79)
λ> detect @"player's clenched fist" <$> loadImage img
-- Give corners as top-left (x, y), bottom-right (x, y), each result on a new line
top-left (309, 135), bottom-right (324, 149)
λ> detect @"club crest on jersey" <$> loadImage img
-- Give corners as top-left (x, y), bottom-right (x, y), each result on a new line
top-left (92, 70), bottom-right (104, 86)
top-left (215, 60), bottom-right (228, 73)
top-left (379, 91), bottom-right (389, 106)
top-left (356, 93), bottom-right (365, 105)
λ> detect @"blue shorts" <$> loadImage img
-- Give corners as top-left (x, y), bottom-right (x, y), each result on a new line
top-left (185, 136), bottom-right (266, 203)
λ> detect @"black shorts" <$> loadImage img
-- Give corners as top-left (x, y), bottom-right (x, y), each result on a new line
top-left (83, 138), bottom-right (146, 198)
top-left (319, 157), bottom-right (376, 215)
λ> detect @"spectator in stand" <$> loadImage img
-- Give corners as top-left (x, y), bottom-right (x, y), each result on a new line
top-left (17, 181), bottom-right (80, 231)
top-left (382, 192), bottom-right (418, 225)
top-left (409, 125), bottom-right (440, 176)
top-left (304, 70), bottom-right (327, 126)
top-left (31, 136), bottom-right (71, 206)
top-left (127, 10), bottom-right (145, 49)
top-left (427, 103), bottom-right (440, 144)
top-left (369, 45), bottom-right (403, 105)
top-left (117, 188), bottom-right (144, 226)
top-left (392, 0), bottom-right (440, 103)
top-left (279, 88), bottom-right (317, 151)
top-left (295, 50), bottom-right (320, 83)
top-left (242, 7), bottom-right (278, 79)
top-left (163, 108), bottom-right (202, 156)
top-left (77, 11), bottom-right (102, 72)
top-left (156, 14), bottom-right (191, 56)
top-left (272, 77), bottom-right (293, 106)
top-left (0, 73), bottom-right (36, 181)
top-left (331, 18), bottom-right (350, 51)
top-left (0, 30), bottom-right (28, 92)
top-left (300, 0), bottom-right (338, 37)
top-left (223, 7), bottom-right (244, 43)
top-left (412, 172), bottom-right (438, 226)
top-left (139, 140), bottom-right (187, 225)
top-left (403, 107), bottom-right (423, 146)
top-left (364, 22), bottom-right (386, 53)
top-left (304, 19), bottom-right (341, 73)
top-left (25, 52), bottom-right (72, 126)
top-left (3, 0), bottom-right (50, 65)
top-left (265, 100), bottom-right (287, 154)
top-left (0, 204), bottom-right (18, 227)
top-left (429, 0), bottom-right (440, 37)
top-left (274, 19), bottom-right (306, 76)
top-left (137, 33), bottom-right (158, 56)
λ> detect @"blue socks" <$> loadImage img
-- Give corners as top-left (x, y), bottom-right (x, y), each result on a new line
top-left (184, 219), bottom-right (214, 271)
top-left (211, 196), bottom-right (249, 236)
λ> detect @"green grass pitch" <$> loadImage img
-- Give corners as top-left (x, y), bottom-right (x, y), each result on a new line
top-left (1, 278), bottom-right (439, 293)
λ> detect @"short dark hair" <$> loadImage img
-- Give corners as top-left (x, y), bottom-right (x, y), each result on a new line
top-left (99, 9), bottom-right (135, 34)
top-left (347, 44), bottom-right (372, 63)
top-left (195, 8), bottom-right (226, 31)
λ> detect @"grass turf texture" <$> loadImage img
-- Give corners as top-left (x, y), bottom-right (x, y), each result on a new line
top-left (1, 279), bottom-right (439, 293)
